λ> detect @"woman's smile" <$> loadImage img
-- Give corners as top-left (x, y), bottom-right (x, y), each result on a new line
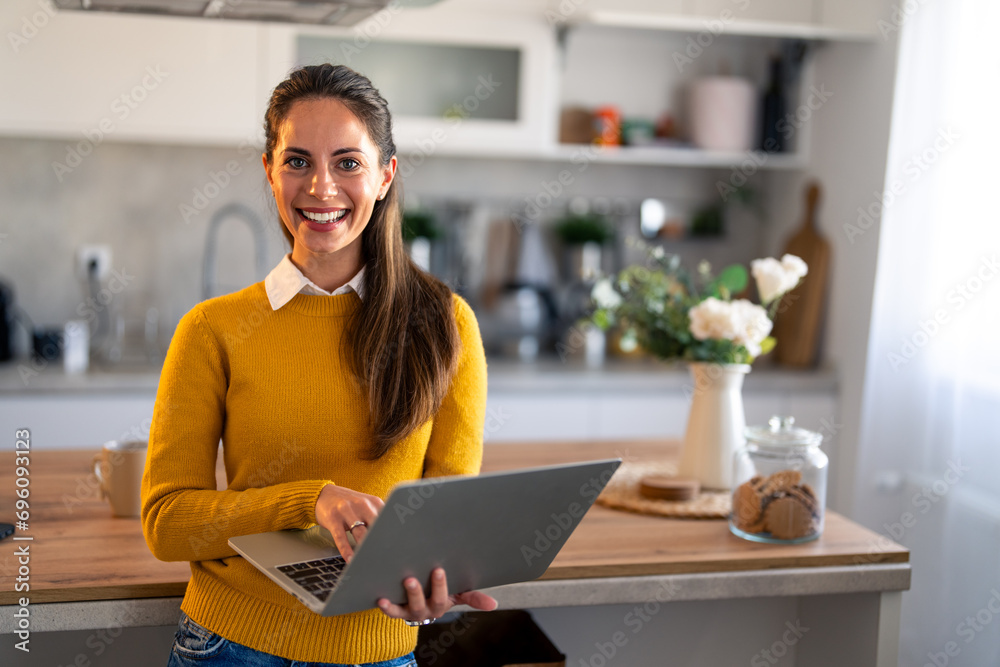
top-left (263, 97), bottom-right (395, 287)
top-left (298, 206), bottom-right (351, 232)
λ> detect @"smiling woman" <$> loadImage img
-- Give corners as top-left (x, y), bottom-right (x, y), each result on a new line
top-left (264, 97), bottom-right (395, 290)
top-left (141, 64), bottom-right (494, 667)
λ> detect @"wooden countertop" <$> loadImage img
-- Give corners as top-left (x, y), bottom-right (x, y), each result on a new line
top-left (0, 441), bottom-right (907, 605)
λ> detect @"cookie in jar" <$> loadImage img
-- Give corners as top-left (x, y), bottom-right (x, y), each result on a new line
top-left (730, 416), bottom-right (827, 544)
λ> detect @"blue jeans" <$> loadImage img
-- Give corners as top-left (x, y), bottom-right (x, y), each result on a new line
top-left (167, 611), bottom-right (417, 667)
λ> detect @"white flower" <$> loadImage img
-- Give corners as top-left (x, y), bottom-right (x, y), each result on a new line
top-left (781, 253), bottom-right (808, 281)
top-left (591, 279), bottom-right (622, 309)
top-left (689, 297), bottom-right (740, 341)
top-left (729, 299), bottom-right (772, 356)
top-left (689, 297), bottom-right (772, 357)
top-left (751, 254), bottom-right (808, 304)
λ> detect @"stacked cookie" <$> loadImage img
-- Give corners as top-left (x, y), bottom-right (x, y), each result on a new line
top-left (731, 469), bottom-right (821, 541)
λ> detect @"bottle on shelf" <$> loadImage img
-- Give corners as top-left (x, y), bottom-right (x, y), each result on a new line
top-left (761, 56), bottom-right (787, 153)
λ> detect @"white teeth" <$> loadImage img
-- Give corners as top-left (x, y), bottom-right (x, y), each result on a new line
top-left (301, 209), bottom-right (348, 223)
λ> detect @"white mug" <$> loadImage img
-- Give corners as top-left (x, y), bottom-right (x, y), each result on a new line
top-left (93, 440), bottom-right (147, 518)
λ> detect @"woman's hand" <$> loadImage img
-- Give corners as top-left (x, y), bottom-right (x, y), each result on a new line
top-left (377, 567), bottom-right (498, 624)
top-left (314, 484), bottom-right (384, 561)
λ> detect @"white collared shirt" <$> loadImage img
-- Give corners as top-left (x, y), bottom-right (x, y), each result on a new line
top-left (264, 254), bottom-right (366, 311)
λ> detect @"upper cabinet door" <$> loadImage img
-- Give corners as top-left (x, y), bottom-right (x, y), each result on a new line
top-left (263, 9), bottom-right (560, 157)
top-left (688, 0), bottom-right (814, 25)
top-left (585, 0), bottom-right (686, 13)
top-left (815, 0), bottom-right (884, 36)
top-left (0, 8), bottom-right (263, 145)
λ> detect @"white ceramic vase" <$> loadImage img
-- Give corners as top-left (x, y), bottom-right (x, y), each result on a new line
top-left (677, 362), bottom-right (750, 490)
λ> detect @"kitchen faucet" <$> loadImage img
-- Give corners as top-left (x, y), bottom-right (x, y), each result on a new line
top-left (202, 202), bottom-right (270, 301)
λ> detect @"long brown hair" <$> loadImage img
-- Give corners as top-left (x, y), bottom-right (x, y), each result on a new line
top-left (263, 64), bottom-right (460, 459)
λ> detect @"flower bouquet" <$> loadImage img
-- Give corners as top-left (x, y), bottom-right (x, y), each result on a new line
top-left (590, 245), bottom-right (808, 489)
top-left (591, 246), bottom-right (807, 365)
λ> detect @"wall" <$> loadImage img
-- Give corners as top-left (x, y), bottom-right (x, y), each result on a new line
top-left (0, 134), bottom-right (760, 358)
top-left (764, 33), bottom-right (901, 513)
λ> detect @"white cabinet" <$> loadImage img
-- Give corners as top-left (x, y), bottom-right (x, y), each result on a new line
top-left (486, 386), bottom-right (837, 442)
top-left (0, 5), bottom-right (265, 145)
top-left (261, 11), bottom-right (560, 157)
top-left (0, 394), bottom-right (156, 449)
top-left (581, 0), bottom-right (886, 38)
top-left (815, 0), bottom-right (885, 36)
top-left (689, 0), bottom-right (813, 25)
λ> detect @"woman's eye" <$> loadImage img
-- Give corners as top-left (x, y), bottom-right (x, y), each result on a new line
top-left (287, 157), bottom-right (307, 168)
top-left (339, 158), bottom-right (360, 171)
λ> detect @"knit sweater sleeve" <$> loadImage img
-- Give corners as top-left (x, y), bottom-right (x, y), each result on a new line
top-left (141, 305), bottom-right (331, 563)
top-left (422, 294), bottom-right (488, 479)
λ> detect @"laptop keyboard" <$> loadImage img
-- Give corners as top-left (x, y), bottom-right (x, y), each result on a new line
top-left (276, 556), bottom-right (347, 602)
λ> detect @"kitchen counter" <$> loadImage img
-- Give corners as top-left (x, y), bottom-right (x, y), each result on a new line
top-left (0, 357), bottom-right (838, 395)
top-left (0, 441), bottom-right (906, 665)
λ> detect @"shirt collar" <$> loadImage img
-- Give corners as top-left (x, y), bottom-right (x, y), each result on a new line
top-left (264, 254), bottom-right (366, 311)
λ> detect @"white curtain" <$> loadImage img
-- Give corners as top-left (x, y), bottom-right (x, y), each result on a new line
top-left (856, 0), bottom-right (1000, 664)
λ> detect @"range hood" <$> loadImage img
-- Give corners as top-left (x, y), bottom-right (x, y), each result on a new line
top-left (53, 0), bottom-right (442, 26)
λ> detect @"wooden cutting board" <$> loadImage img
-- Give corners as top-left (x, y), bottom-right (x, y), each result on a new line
top-left (773, 181), bottom-right (830, 367)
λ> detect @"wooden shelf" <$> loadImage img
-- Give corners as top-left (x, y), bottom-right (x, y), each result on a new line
top-left (582, 10), bottom-right (878, 42)
top-left (397, 142), bottom-right (806, 170)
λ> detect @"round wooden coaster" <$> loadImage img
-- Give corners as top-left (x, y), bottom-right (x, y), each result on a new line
top-left (639, 475), bottom-right (700, 501)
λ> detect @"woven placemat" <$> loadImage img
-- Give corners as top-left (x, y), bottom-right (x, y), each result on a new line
top-left (597, 461), bottom-right (732, 519)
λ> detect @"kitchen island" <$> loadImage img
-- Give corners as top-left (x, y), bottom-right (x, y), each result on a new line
top-left (0, 441), bottom-right (907, 666)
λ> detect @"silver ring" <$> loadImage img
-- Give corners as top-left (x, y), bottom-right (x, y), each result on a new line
top-left (404, 617), bottom-right (437, 627)
top-left (347, 520), bottom-right (367, 533)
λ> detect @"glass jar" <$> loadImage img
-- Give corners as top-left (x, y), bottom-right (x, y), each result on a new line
top-left (730, 416), bottom-right (828, 544)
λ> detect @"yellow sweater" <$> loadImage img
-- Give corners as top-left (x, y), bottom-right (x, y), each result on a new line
top-left (141, 283), bottom-right (487, 663)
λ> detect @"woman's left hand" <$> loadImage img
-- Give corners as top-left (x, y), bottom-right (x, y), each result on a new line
top-left (377, 567), bottom-right (498, 623)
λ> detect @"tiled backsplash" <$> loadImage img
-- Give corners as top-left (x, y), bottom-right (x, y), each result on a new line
top-left (0, 135), bottom-right (767, 361)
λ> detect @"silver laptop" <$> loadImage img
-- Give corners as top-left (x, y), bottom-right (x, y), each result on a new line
top-left (229, 458), bottom-right (620, 617)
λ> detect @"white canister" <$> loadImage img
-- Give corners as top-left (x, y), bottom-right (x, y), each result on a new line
top-left (63, 319), bottom-right (89, 374)
top-left (688, 77), bottom-right (757, 152)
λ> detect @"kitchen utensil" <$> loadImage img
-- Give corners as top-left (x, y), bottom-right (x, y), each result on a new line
top-left (92, 440), bottom-right (147, 518)
top-left (32, 327), bottom-right (63, 361)
top-left (772, 182), bottom-right (830, 367)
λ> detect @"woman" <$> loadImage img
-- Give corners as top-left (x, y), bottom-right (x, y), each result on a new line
top-left (141, 63), bottom-right (496, 667)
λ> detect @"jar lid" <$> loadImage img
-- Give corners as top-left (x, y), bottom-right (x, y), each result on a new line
top-left (744, 415), bottom-right (823, 448)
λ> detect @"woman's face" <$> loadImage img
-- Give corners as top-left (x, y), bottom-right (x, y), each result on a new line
top-left (264, 97), bottom-right (396, 269)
